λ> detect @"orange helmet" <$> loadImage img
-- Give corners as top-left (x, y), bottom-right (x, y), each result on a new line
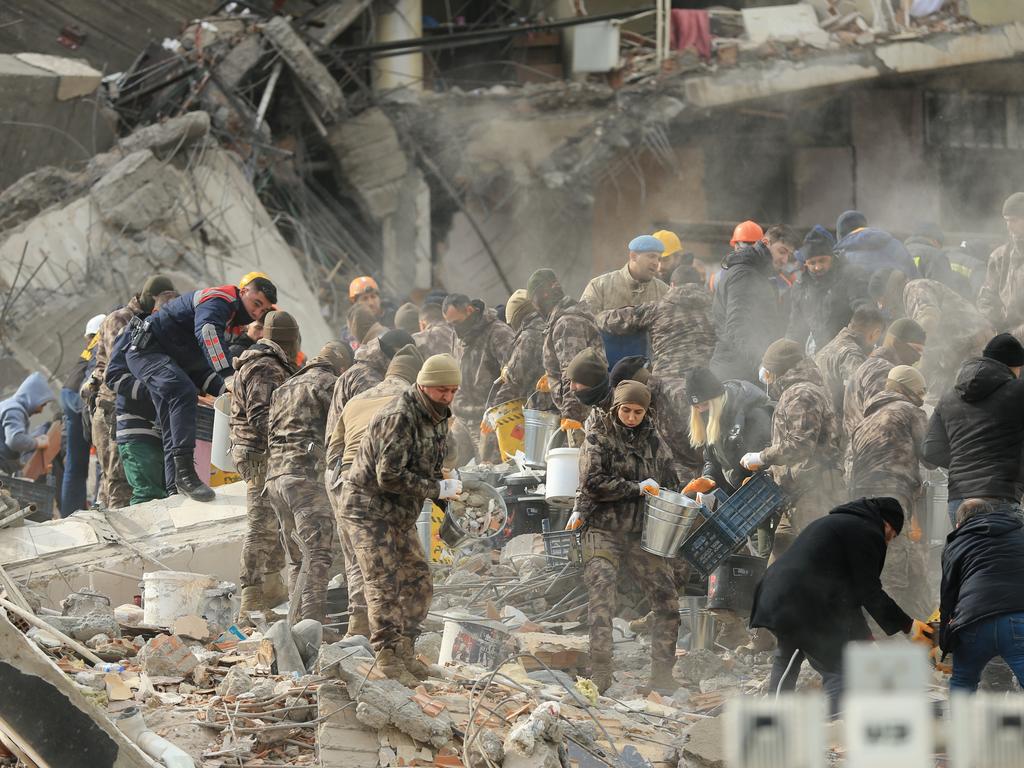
top-left (730, 220), bottom-right (764, 247)
top-left (348, 276), bottom-right (379, 301)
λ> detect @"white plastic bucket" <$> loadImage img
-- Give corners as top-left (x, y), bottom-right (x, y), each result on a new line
top-left (211, 393), bottom-right (234, 472)
top-left (142, 571), bottom-right (216, 627)
top-left (544, 447), bottom-right (580, 508)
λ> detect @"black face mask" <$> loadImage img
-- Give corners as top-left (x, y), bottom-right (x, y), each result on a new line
top-left (450, 313), bottom-right (478, 340)
top-left (577, 379), bottom-right (610, 406)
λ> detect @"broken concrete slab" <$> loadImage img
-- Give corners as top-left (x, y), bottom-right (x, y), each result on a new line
top-left (89, 149), bottom-right (183, 232)
top-left (43, 610), bottom-right (121, 643)
top-left (742, 4), bottom-right (830, 48)
top-left (137, 635), bottom-right (199, 678)
top-left (14, 53), bottom-right (102, 101)
top-left (682, 715), bottom-right (726, 768)
top-left (215, 664), bottom-right (252, 697)
top-left (117, 111), bottom-right (210, 156)
top-left (263, 16), bottom-right (345, 123)
top-left (326, 107), bottom-right (408, 220)
top-left (964, 0), bottom-right (1024, 26)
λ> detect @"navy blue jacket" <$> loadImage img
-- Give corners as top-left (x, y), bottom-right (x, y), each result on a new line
top-left (835, 227), bottom-right (919, 278)
top-left (106, 330), bottom-right (161, 446)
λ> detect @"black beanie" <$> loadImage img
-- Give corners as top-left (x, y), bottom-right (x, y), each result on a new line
top-left (836, 210), bottom-right (868, 240)
top-left (873, 497), bottom-right (905, 535)
top-left (610, 355), bottom-right (649, 387)
top-left (379, 329), bottom-right (415, 358)
top-left (685, 367), bottom-right (725, 405)
top-left (983, 333), bottom-right (1024, 367)
top-left (801, 225), bottom-right (835, 260)
top-left (566, 348), bottom-right (607, 388)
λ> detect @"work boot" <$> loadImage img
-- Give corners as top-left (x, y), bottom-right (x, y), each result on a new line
top-left (345, 607), bottom-right (370, 639)
top-left (639, 660), bottom-right (679, 696)
top-left (398, 636), bottom-right (430, 681)
top-left (628, 611), bottom-right (654, 635)
top-left (262, 572), bottom-right (289, 611)
top-left (172, 453), bottom-right (215, 502)
top-left (590, 657), bottom-right (614, 694)
top-left (238, 586), bottom-right (265, 621)
top-left (375, 648), bottom-right (418, 687)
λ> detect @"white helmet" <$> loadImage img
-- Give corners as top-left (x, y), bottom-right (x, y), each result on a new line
top-left (85, 314), bottom-right (106, 337)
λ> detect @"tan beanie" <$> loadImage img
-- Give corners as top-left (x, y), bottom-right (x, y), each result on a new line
top-left (762, 339), bottom-right (804, 376)
top-left (505, 289), bottom-right (534, 332)
top-left (264, 310), bottom-right (301, 361)
top-left (417, 353), bottom-right (462, 387)
top-left (316, 341), bottom-right (353, 374)
top-left (612, 380), bottom-right (651, 410)
top-left (887, 364), bottom-right (926, 399)
top-left (394, 302), bottom-right (420, 334)
top-left (387, 344), bottom-right (424, 383)
top-left (347, 304), bottom-right (380, 344)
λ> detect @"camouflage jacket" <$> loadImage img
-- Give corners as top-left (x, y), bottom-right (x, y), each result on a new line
top-left (266, 357), bottom-right (337, 480)
top-left (491, 312), bottom-right (546, 407)
top-left (762, 357), bottom-right (842, 493)
top-left (327, 344), bottom-right (389, 438)
top-left (345, 385), bottom-right (449, 528)
top-left (904, 278), bottom-right (993, 358)
top-left (842, 345), bottom-right (902, 439)
top-left (814, 327), bottom-right (868, 418)
top-left (580, 264), bottom-right (668, 313)
top-left (413, 321), bottom-right (458, 359)
top-left (647, 375), bottom-right (704, 476)
top-left (229, 340), bottom-right (296, 456)
top-left (977, 239), bottom-right (1024, 335)
top-left (451, 308), bottom-right (514, 426)
top-left (543, 296), bottom-right (607, 423)
top-left (327, 374), bottom-right (409, 468)
top-left (848, 389), bottom-right (928, 501)
top-left (91, 297), bottom-right (143, 406)
top-left (578, 408), bottom-right (680, 534)
top-left (598, 285), bottom-right (716, 378)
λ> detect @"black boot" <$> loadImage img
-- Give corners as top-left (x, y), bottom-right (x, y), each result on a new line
top-left (172, 453), bottom-right (215, 502)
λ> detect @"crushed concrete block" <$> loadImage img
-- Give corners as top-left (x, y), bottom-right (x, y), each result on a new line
top-left (699, 674), bottom-right (741, 694)
top-left (263, 17), bottom-right (345, 122)
top-left (501, 741), bottom-right (561, 768)
top-left (14, 53), bottom-right (101, 100)
top-left (467, 727), bottom-right (504, 766)
top-left (291, 618), bottom-right (323, 665)
top-left (114, 604), bottom-right (145, 626)
top-left (504, 702), bottom-right (564, 757)
top-left (43, 610), bottom-right (121, 643)
top-left (265, 619), bottom-right (305, 675)
top-left (676, 649), bottom-right (726, 686)
top-left (85, 633), bottom-right (111, 649)
top-left (682, 715), bottom-right (726, 768)
top-left (137, 634), bottom-right (199, 677)
top-left (283, 695), bottom-right (312, 722)
top-left (89, 149), bottom-right (183, 232)
top-left (216, 664), bottom-right (253, 697)
top-left (118, 111), bottom-right (210, 156)
top-left (515, 632), bottom-right (589, 672)
top-left (415, 632), bottom-right (442, 665)
top-left (315, 637), bottom-right (373, 674)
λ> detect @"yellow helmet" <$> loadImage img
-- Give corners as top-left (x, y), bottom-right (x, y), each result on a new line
top-left (652, 230), bottom-right (683, 258)
top-left (239, 271), bottom-right (271, 289)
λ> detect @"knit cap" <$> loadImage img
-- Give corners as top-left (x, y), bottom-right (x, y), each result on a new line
top-left (836, 210), bottom-right (868, 240)
top-left (685, 367), bottom-right (725, 405)
top-left (417, 354), bottom-right (461, 387)
top-left (347, 304), bottom-right (380, 344)
top-left (387, 344), bottom-right (424, 383)
top-left (1003, 192), bottom-right (1024, 218)
top-left (612, 380), bottom-right (651, 410)
top-left (526, 269), bottom-right (559, 299)
top-left (610, 355), bottom-right (649, 387)
top-left (886, 318), bottom-right (927, 345)
top-left (317, 341), bottom-right (353, 374)
top-left (887, 365), bottom-right (926, 399)
top-left (379, 329), bottom-right (415, 358)
top-left (394, 302), bottom-right (420, 334)
top-left (566, 349), bottom-right (607, 388)
top-left (761, 339), bottom-right (804, 376)
top-left (505, 289), bottom-right (534, 332)
top-left (983, 333), bottom-right (1024, 367)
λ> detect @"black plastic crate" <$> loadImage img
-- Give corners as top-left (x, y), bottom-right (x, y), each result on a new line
top-left (542, 529), bottom-right (582, 568)
top-left (710, 472), bottom-right (787, 541)
top-left (0, 476), bottom-right (56, 520)
top-left (196, 402), bottom-right (216, 442)
top-left (679, 521), bottom-right (738, 576)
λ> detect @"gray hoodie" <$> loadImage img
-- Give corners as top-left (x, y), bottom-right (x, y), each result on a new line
top-left (0, 372), bottom-right (55, 460)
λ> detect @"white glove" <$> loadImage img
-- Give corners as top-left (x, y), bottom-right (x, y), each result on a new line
top-left (696, 491), bottom-right (717, 511)
top-left (740, 452), bottom-right (764, 471)
top-left (638, 478), bottom-right (660, 495)
top-left (438, 478), bottom-right (464, 499)
top-left (565, 510), bottom-right (582, 530)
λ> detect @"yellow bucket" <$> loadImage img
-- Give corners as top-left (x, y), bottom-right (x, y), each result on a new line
top-left (484, 399), bottom-right (526, 461)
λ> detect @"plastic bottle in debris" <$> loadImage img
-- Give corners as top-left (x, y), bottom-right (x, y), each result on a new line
top-left (93, 662), bottom-right (126, 673)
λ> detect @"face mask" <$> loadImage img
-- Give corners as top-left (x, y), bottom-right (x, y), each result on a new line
top-left (577, 379), bottom-right (610, 407)
top-left (758, 366), bottom-right (769, 384)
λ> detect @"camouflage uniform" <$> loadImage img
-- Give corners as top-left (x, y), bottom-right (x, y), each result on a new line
top-left (413, 321), bottom-right (457, 359)
top-left (450, 308), bottom-right (514, 445)
top-left (341, 385), bottom-right (448, 653)
top-left (87, 298), bottom-right (141, 508)
top-left (762, 357), bottom-right (844, 558)
top-left (814, 327), bottom-right (868, 419)
top-left (848, 389), bottom-right (933, 619)
top-left (842, 345), bottom-right (903, 440)
top-left (265, 357), bottom-right (339, 622)
top-left (598, 285), bottom-right (716, 379)
top-left (977, 238), bottom-right (1024, 337)
top-left (229, 340), bottom-right (295, 589)
top-left (647, 375), bottom-right (704, 478)
top-left (542, 296), bottom-right (607, 424)
top-left (580, 264), bottom-right (668, 313)
top-left (326, 344), bottom-right (389, 438)
top-left (492, 312), bottom-right (547, 405)
top-left (578, 408), bottom-right (681, 669)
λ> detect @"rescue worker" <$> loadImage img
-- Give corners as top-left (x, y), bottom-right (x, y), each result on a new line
top-left (413, 303), bottom-right (457, 358)
top-left (750, 496), bottom-right (934, 715)
top-left (573, 380), bottom-right (681, 694)
top-left (787, 225), bottom-right (871, 354)
top-left (849, 366), bottom-right (933, 619)
top-left (329, 329), bottom-right (412, 434)
top-left (834, 210), bottom-right (918, 277)
top-left (349, 275), bottom-right (383, 319)
top-left (341, 354), bottom-right (461, 686)
top-left (326, 344), bottom-right (425, 639)
top-left (0, 373), bottom-right (55, 475)
top-left (813, 305), bottom-right (886, 418)
top-left (347, 304), bottom-right (387, 347)
top-left (60, 315), bottom-right (103, 515)
top-left (264, 342), bottom-right (349, 623)
top-left (394, 302), bottom-right (421, 335)
top-left (709, 238), bottom-right (783, 384)
top-left (488, 289), bottom-right (547, 407)
top-left (904, 223), bottom-right (970, 297)
top-left (653, 229), bottom-right (685, 282)
top-left (527, 269), bottom-right (607, 438)
top-left (924, 333), bottom-right (1024, 524)
top-left (566, 348), bottom-right (612, 416)
top-left (126, 274), bottom-right (276, 501)
top-left (765, 224), bottom-right (801, 301)
top-left (730, 220), bottom-right (764, 252)
top-left (740, 340), bottom-right (844, 560)
top-left (598, 265), bottom-right (715, 380)
top-left (85, 275), bottom-right (176, 508)
top-left (228, 320), bottom-right (263, 360)
top-left (843, 318), bottom-right (926, 439)
top-left (229, 310), bottom-right (300, 617)
top-left (975, 193), bottom-right (1024, 338)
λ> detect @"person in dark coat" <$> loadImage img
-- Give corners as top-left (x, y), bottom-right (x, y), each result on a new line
top-left (834, 210), bottom-right (919, 278)
top-left (750, 497), bottom-right (932, 714)
top-left (923, 333), bottom-right (1024, 525)
top-left (940, 498), bottom-right (1024, 691)
top-left (787, 225), bottom-right (871, 354)
top-left (709, 241), bottom-right (784, 383)
top-left (904, 223), bottom-right (972, 299)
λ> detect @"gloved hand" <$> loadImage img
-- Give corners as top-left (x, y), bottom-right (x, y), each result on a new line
top-left (683, 477), bottom-right (716, 495)
top-left (929, 646), bottom-right (952, 674)
top-left (639, 478), bottom-right (660, 496)
top-left (34, 435), bottom-right (49, 451)
top-left (561, 418), bottom-right (583, 432)
top-left (740, 452), bottom-right (764, 471)
top-left (438, 479), bottom-right (464, 500)
top-left (566, 510), bottom-right (583, 530)
top-left (908, 619), bottom-right (936, 647)
top-left (536, 375), bottom-right (551, 393)
top-left (696, 491), bottom-right (716, 511)
top-left (480, 418), bottom-right (494, 435)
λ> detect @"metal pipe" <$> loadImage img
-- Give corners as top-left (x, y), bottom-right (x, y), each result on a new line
top-left (0, 505), bottom-right (35, 529)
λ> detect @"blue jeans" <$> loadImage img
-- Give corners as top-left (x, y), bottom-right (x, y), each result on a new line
top-left (948, 498), bottom-right (1023, 527)
top-left (950, 612), bottom-right (1024, 692)
top-left (59, 388), bottom-right (90, 517)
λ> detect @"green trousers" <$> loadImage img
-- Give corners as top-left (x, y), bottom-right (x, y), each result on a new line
top-left (117, 442), bottom-right (167, 505)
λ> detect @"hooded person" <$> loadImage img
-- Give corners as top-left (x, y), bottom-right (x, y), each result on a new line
top-left (834, 210), bottom-right (919, 278)
top-left (566, 348), bottom-right (612, 414)
top-left (924, 333), bottom-right (1024, 525)
top-left (574, 379), bottom-right (681, 694)
top-left (750, 496), bottom-right (934, 715)
top-left (489, 289), bottom-right (547, 409)
top-left (0, 372), bottom-right (55, 474)
top-left (977, 192), bottom-right (1024, 336)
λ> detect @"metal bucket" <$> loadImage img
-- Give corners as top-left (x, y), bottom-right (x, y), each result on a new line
top-left (523, 409), bottom-right (560, 468)
top-left (680, 596), bottom-right (716, 651)
top-left (640, 489), bottom-right (705, 558)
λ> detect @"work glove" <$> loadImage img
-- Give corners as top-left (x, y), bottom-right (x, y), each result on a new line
top-left (34, 435), bottom-right (50, 451)
top-left (638, 478), bottom-right (660, 496)
top-left (740, 452), bottom-right (764, 471)
top-left (560, 418), bottom-right (583, 432)
top-left (566, 510), bottom-right (583, 530)
top-left (929, 646), bottom-right (952, 675)
top-left (696, 491), bottom-right (716, 511)
top-left (536, 375), bottom-right (551, 393)
top-left (908, 619), bottom-right (936, 647)
top-left (480, 418), bottom-right (494, 435)
top-left (683, 477), bottom-right (716, 495)
top-left (438, 479), bottom-right (464, 500)
top-left (909, 514), bottom-right (923, 543)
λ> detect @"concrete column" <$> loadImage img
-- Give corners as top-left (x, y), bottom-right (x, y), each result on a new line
top-left (382, 168), bottom-right (432, 296)
top-left (373, 0), bottom-right (423, 92)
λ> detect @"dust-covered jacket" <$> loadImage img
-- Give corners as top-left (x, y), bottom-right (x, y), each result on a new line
top-left (90, 297), bottom-right (143, 407)
top-left (413, 321), bottom-right (457, 359)
top-left (450, 308), bottom-right (514, 427)
top-left (977, 238), bottom-right (1024, 335)
top-left (266, 357), bottom-right (337, 480)
top-left (814, 326), bottom-right (868, 418)
top-left (842, 345), bottom-right (902, 440)
top-left (848, 389), bottom-right (928, 501)
top-left (326, 343), bottom-right (389, 437)
top-left (542, 296), bottom-right (607, 423)
top-left (229, 340), bottom-right (295, 456)
top-left (580, 263), bottom-right (668, 313)
top-left (491, 312), bottom-right (547, 406)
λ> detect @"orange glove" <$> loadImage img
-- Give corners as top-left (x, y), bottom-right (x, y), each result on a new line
top-left (908, 619), bottom-right (935, 647)
top-left (561, 418), bottom-right (583, 432)
top-left (480, 419), bottom-right (494, 435)
top-left (566, 510), bottom-right (583, 530)
top-left (536, 375), bottom-right (551, 393)
top-left (683, 477), bottom-right (716, 495)
top-left (909, 514), bottom-right (922, 543)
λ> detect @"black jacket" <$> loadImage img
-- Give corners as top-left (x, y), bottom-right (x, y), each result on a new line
top-left (786, 255), bottom-right (870, 353)
top-left (701, 379), bottom-right (773, 494)
top-left (904, 237), bottom-right (972, 300)
top-left (750, 498), bottom-right (912, 664)
top-left (940, 511), bottom-right (1024, 652)
top-left (923, 358), bottom-right (1024, 502)
top-left (710, 243), bottom-right (784, 383)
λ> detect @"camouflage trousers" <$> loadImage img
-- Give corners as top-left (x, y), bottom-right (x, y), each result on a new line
top-left (771, 470), bottom-right (845, 563)
top-left (326, 476), bottom-right (365, 612)
top-left (234, 450), bottom-right (285, 589)
top-left (265, 474), bottom-right (337, 623)
top-left (582, 529), bottom-right (680, 665)
top-left (92, 405), bottom-right (131, 509)
top-left (343, 510), bottom-right (432, 653)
